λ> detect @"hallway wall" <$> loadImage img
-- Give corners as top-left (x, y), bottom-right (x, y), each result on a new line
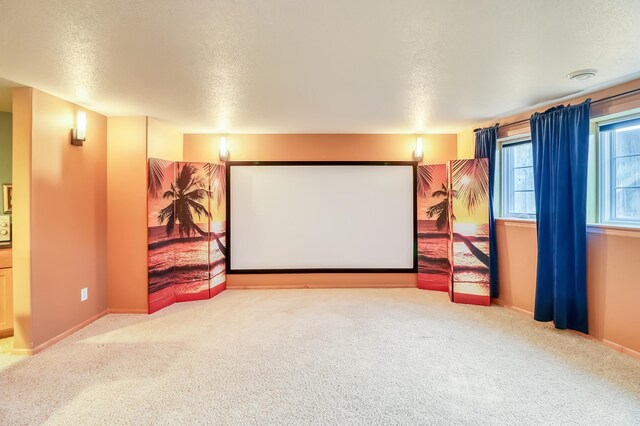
top-left (13, 88), bottom-right (108, 354)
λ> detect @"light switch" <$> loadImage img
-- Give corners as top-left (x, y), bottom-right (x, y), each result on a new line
top-left (0, 215), bottom-right (10, 242)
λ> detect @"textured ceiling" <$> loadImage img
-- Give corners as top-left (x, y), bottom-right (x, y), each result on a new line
top-left (0, 0), bottom-right (640, 133)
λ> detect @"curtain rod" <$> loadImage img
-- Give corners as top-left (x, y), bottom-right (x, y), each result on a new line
top-left (475, 86), bottom-right (640, 132)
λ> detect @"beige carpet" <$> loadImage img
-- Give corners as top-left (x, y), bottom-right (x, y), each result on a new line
top-left (0, 289), bottom-right (639, 425)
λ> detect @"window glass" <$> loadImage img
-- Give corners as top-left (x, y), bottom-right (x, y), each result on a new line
top-left (599, 120), bottom-right (640, 225)
top-left (501, 141), bottom-right (535, 219)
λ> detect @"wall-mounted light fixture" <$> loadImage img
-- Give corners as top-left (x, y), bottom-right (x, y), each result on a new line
top-left (414, 136), bottom-right (424, 161)
top-left (71, 111), bottom-right (87, 146)
top-left (219, 136), bottom-right (229, 161)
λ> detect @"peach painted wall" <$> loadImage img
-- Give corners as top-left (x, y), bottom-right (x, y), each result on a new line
top-left (456, 128), bottom-right (475, 159)
top-left (459, 78), bottom-right (640, 357)
top-left (493, 221), bottom-right (538, 315)
top-left (184, 133), bottom-right (456, 164)
top-left (12, 89), bottom-right (108, 352)
top-left (586, 230), bottom-right (640, 354)
top-left (107, 117), bottom-right (148, 312)
top-left (148, 118), bottom-right (183, 161)
top-left (105, 116), bottom-right (183, 312)
top-left (183, 133), bottom-right (458, 288)
top-left (12, 87), bottom-right (34, 351)
top-left (494, 221), bottom-right (640, 356)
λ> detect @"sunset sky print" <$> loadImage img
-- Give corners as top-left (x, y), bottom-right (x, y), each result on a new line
top-left (451, 160), bottom-right (489, 225)
top-left (147, 159), bottom-right (175, 226)
top-left (417, 164), bottom-right (448, 219)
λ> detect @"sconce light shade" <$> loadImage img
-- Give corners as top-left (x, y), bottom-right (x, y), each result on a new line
top-left (414, 136), bottom-right (424, 161)
top-left (71, 111), bottom-right (87, 146)
top-left (219, 136), bottom-right (229, 161)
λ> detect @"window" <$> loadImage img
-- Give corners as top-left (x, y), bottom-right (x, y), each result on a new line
top-left (501, 140), bottom-right (536, 219)
top-left (599, 117), bottom-right (640, 225)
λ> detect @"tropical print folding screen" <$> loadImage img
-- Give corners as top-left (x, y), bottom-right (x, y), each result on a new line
top-left (417, 159), bottom-right (490, 306)
top-left (145, 158), bottom-right (488, 313)
top-left (147, 159), bottom-right (227, 314)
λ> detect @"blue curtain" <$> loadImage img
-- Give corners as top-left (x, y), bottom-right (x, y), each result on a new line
top-left (530, 100), bottom-right (590, 334)
top-left (474, 124), bottom-right (499, 298)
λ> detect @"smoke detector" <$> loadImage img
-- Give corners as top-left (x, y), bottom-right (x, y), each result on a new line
top-left (567, 69), bottom-right (598, 81)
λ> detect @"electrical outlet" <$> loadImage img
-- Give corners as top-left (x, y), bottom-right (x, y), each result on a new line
top-left (81, 288), bottom-right (88, 302)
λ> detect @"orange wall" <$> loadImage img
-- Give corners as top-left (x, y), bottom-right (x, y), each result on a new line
top-left (184, 133), bottom-right (458, 288)
top-left (12, 89), bottom-right (108, 352)
top-left (494, 221), bottom-right (538, 315)
top-left (457, 127), bottom-right (475, 159)
top-left (184, 133), bottom-right (456, 163)
top-left (107, 117), bottom-right (148, 312)
top-left (148, 118), bottom-right (183, 161)
top-left (105, 116), bottom-right (183, 313)
top-left (12, 87), bottom-right (34, 351)
top-left (13, 97), bottom-right (187, 350)
top-left (460, 78), bottom-right (640, 357)
top-left (495, 221), bottom-right (640, 356)
top-left (586, 230), bottom-right (640, 354)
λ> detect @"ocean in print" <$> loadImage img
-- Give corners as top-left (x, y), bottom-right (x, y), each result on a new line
top-left (452, 222), bottom-right (489, 296)
top-left (417, 220), bottom-right (450, 286)
top-left (148, 222), bottom-right (226, 294)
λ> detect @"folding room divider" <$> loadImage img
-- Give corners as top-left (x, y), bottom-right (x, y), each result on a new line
top-left (417, 159), bottom-right (490, 306)
top-left (146, 157), bottom-right (489, 314)
top-left (147, 159), bottom-right (227, 313)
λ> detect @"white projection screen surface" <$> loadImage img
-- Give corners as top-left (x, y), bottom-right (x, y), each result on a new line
top-left (229, 164), bottom-right (416, 271)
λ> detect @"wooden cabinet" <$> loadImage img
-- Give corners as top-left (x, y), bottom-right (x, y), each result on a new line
top-left (0, 249), bottom-right (13, 338)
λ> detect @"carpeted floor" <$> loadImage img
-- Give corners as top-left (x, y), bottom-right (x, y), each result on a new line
top-left (0, 289), bottom-right (639, 425)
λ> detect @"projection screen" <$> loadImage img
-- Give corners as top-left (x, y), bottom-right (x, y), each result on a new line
top-left (228, 162), bottom-right (416, 272)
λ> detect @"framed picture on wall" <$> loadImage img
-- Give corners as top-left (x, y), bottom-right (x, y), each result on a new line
top-left (2, 184), bottom-right (11, 213)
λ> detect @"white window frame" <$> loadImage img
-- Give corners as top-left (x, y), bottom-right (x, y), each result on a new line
top-left (596, 113), bottom-right (640, 227)
top-left (498, 134), bottom-right (536, 220)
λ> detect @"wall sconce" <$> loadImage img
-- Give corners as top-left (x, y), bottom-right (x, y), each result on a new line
top-left (414, 136), bottom-right (424, 161)
top-left (219, 136), bottom-right (229, 161)
top-left (71, 111), bottom-right (87, 146)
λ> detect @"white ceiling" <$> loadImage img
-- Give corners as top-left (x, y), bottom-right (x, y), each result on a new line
top-left (0, 0), bottom-right (639, 133)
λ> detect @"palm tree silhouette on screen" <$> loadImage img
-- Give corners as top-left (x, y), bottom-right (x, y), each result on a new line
top-left (154, 162), bottom-right (227, 257)
top-left (204, 162), bottom-right (226, 210)
top-left (451, 159), bottom-right (489, 214)
top-left (417, 161), bottom-right (489, 267)
top-left (416, 164), bottom-right (434, 200)
top-left (417, 165), bottom-right (454, 232)
top-left (426, 183), bottom-right (455, 232)
top-left (148, 158), bottom-right (166, 199)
